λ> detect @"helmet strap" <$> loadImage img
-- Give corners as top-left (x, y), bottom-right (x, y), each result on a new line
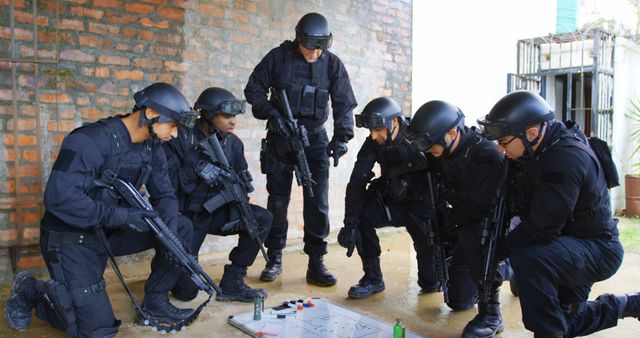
top-left (442, 128), bottom-right (460, 157)
top-left (520, 122), bottom-right (546, 158)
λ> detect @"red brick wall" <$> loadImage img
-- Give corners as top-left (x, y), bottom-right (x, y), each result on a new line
top-left (0, 0), bottom-right (412, 279)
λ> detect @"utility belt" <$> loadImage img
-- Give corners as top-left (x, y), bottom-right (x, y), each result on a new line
top-left (42, 211), bottom-right (97, 234)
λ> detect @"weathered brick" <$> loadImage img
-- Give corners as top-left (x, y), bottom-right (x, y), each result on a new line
top-left (234, 1), bottom-right (258, 13)
top-left (0, 149), bottom-right (16, 162)
top-left (17, 135), bottom-right (37, 147)
top-left (60, 49), bottom-right (95, 63)
top-left (164, 61), bottom-right (189, 72)
top-left (80, 107), bottom-right (104, 120)
top-left (23, 227), bottom-right (41, 241)
top-left (0, 179), bottom-right (16, 193)
top-left (7, 119), bottom-right (36, 131)
top-left (79, 35), bottom-right (113, 49)
top-left (125, 3), bottom-right (154, 14)
top-left (94, 0), bottom-right (121, 8)
top-left (98, 55), bottom-right (130, 66)
top-left (14, 10), bottom-right (49, 26)
top-left (0, 229), bottom-right (17, 243)
top-left (0, 27), bottom-right (33, 41)
top-left (80, 67), bottom-right (95, 76)
top-left (77, 97), bottom-right (91, 106)
top-left (199, 4), bottom-right (224, 17)
top-left (133, 57), bottom-right (163, 68)
top-left (95, 67), bottom-right (110, 78)
top-left (158, 6), bottom-right (184, 20)
top-left (113, 69), bottom-right (144, 80)
top-left (39, 93), bottom-right (72, 104)
top-left (88, 22), bottom-right (120, 35)
top-left (47, 120), bottom-right (78, 132)
top-left (104, 12), bottom-right (138, 25)
top-left (139, 18), bottom-right (169, 29)
top-left (57, 19), bottom-right (85, 31)
top-left (21, 150), bottom-right (39, 163)
top-left (16, 256), bottom-right (45, 269)
top-left (70, 6), bottom-right (104, 19)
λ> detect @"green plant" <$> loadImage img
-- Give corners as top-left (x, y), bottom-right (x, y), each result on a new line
top-left (626, 98), bottom-right (640, 175)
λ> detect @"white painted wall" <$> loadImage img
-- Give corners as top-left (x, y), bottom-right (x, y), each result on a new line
top-left (412, 0), bottom-right (556, 122)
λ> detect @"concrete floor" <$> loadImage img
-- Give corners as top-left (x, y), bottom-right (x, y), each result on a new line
top-left (1, 229), bottom-right (639, 337)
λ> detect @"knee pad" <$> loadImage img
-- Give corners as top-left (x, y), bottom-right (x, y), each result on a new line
top-left (42, 280), bottom-right (77, 332)
top-left (267, 197), bottom-right (290, 223)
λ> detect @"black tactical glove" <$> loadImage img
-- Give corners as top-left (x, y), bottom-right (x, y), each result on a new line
top-left (125, 208), bottom-right (158, 232)
top-left (386, 177), bottom-right (409, 201)
top-left (196, 160), bottom-right (223, 186)
top-left (267, 115), bottom-right (290, 137)
top-left (337, 218), bottom-right (361, 257)
top-left (326, 137), bottom-right (348, 167)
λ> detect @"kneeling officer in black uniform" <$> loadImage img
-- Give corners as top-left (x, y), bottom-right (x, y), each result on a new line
top-left (5, 83), bottom-right (198, 337)
top-left (337, 97), bottom-right (438, 299)
top-left (164, 87), bottom-right (272, 303)
top-left (407, 101), bottom-right (515, 337)
top-left (478, 90), bottom-right (639, 337)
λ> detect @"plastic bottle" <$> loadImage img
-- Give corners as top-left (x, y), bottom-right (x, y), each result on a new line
top-left (393, 318), bottom-right (405, 338)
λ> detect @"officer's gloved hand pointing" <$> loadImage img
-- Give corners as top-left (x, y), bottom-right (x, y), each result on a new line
top-left (327, 137), bottom-right (348, 167)
top-left (337, 218), bottom-right (361, 257)
top-left (125, 208), bottom-right (158, 232)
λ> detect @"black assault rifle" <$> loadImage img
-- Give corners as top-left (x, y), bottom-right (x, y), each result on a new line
top-left (199, 133), bottom-right (269, 263)
top-left (98, 170), bottom-right (221, 296)
top-left (478, 160), bottom-right (511, 304)
top-left (425, 170), bottom-right (450, 304)
top-left (269, 88), bottom-right (315, 197)
top-left (93, 171), bottom-right (219, 331)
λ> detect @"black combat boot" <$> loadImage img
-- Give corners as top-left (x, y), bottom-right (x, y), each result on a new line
top-left (217, 264), bottom-right (268, 302)
top-left (620, 292), bottom-right (640, 320)
top-left (306, 255), bottom-right (337, 286)
top-left (260, 250), bottom-right (282, 282)
top-left (139, 292), bottom-right (195, 324)
top-left (5, 271), bottom-right (39, 330)
top-left (348, 258), bottom-right (385, 299)
top-left (462, 288), bottom-right (504, 338)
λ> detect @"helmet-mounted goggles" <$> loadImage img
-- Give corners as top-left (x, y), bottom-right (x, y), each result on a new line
top-left (355, 113), bottom-right (398, 129)
top-left (218, 99), bottom-right (246, 115)
top-left (299, 35), bottom-right (333, 51)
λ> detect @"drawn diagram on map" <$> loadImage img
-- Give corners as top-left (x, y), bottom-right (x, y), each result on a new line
top-left (228, 298), bottom-right (426, 338)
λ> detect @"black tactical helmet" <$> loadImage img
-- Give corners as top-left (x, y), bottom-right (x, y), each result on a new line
top-left (194, 87), bottom-right (246, 121)
top-left (355, 97), bottom-right (403, 130)
top-left (295, 12), bottom-right (333, 50)
top-left (134, 82), bottom-right (198, 128)
top-left (406, 100), bottom-right (465, 151)
top-left (478, 90), bottom-right (554, 141)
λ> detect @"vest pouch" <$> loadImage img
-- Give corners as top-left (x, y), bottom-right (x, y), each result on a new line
top-left (298, 85), bottom-right (316, 118)
top-left (287, 85), bottom-right (302, 116)
top-left (315, 88), bottom-right (329, 115)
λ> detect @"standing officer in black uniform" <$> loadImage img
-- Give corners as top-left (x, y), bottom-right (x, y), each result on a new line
top-left (5, 83), bottom-right (198, 337)
top-left (478, 90), bottom-right (639, 337)
top-left (336, 97), bottom-right (438, 299)
top-left (244, 12), bottom-right (357, 285)
top-left (407, 100), bottom-right (515, 337)
top-left (164, 87), bottom-right (272, 302)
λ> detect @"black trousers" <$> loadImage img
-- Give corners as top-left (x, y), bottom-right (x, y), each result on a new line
top-left (449, 222), bottom-right (513, 309)
top-left (510, 232), bottom-right (624, 337)
top-left (262, 130), bottom-right (330, 256)
top-left (172, 203), bottom-right (271, 299)
top-left (35, 215), bottom-right (192, 338)
top-left (355, 195), bottom-right (439, 290)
